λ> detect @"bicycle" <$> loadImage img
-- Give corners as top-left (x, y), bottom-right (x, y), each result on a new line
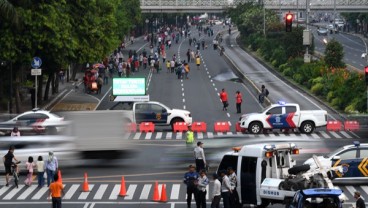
top-left (11, 161), bottom-right (21, 188)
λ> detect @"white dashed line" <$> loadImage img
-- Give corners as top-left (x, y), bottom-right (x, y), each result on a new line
top-left (228, 121), bottom-right (232, 126)
top-left (183, 98), bottom-right (185, 103)
top-left (215, 88), bottom-right (217, 91)
top-left (212, 83), bottom-right (215, 86)
top-left (182, 88), bottom-right (184, 91)
top-left (210, 79), bottom-right (213, 82)
top-left (227, 113), bottom-right (230, 117)
top-left (182, 93), bottom-right (184, 96)
top-left (208, 75), bottom-right (211, 78)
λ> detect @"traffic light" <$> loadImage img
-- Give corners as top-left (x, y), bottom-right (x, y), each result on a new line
top-left (365, 66), bottom-right (368, 85)
top-left (285, 13), bottom-right (293, 32)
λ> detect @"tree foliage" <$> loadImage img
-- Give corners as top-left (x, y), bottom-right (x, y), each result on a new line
top-left (324, 39), bottom-right (345, 68)
top-left (0, 0), bottom-right (141, 112)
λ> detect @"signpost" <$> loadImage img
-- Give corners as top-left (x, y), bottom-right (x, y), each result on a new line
top-left (31, 57), bottom-right (42, 108)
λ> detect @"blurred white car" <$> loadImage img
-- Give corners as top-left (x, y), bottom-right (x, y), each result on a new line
top-left (214, 20), bottom-right (223, 25)
top-left (0, 108), bottom-right (64, 135)
top-left (317, 28), bottom-right (328, 36)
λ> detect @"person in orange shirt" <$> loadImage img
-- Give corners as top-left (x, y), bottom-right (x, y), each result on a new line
top-left (219, 88), bottom-right (228, 111)
top-left (235, 91), bottom-right (242, 113)
top-left (48, 174), bottom-right (64, 208)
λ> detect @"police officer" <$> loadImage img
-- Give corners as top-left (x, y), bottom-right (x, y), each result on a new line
top-left (194, 142), bottom-right (206, 173)
top-left (354, 192), bottom-right (366, 208)
top-left (184, 165), bottom-right (199, 208)
top-left (186, 126), bottom-right (194, 145)
top-left (228, 167), bottom-right (240, 207)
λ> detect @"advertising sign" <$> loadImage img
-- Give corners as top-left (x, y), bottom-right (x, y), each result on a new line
top-left (112, 78), bottom-right (146, 96)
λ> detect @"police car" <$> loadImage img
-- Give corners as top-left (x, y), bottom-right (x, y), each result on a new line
top-left (304, 141), bottom-right (368, 184)
top-left (0, 108), bottom-right (64, 135)
top-left (288, 188), bottom-right (343, 208)
top-left (239, 101), bottom-right (327, 134)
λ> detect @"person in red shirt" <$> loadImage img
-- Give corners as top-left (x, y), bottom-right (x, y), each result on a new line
top-left (235, 91), bottom-right (242, 113)
top-left (220, 88), bottom-right (228, 111)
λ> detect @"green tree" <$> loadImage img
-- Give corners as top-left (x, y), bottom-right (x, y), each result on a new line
top-left (324, 39), bottom-right (345, 68)
top-left (0, 0), bottom-right (17, 24)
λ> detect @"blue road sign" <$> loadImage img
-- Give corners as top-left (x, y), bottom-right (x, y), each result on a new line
top-left (31, 57), bottom-right (42, 68)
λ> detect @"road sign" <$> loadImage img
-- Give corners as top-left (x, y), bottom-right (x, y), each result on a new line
top-left (31, 68), bottom-right (42, 76)
top-left (31, 57), bottom-right (42, 68)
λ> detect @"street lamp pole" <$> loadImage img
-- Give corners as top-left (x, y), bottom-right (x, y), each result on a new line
top-left (9, 62), bottom-right (13, 114)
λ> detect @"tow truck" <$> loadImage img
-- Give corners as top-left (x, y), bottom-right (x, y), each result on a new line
top-left (239, 101), bottom-right (327, 134)
top-left (217, 143), bottom-right (344, 207)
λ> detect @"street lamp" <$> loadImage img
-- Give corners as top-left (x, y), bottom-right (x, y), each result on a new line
top-left (0, 60), bottom-right (13, 114)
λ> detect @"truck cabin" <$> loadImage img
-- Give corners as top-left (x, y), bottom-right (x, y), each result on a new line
top-left (217, 143), bottom-right (299, 205)
top-left (289, 188), bottom-right (343, 208)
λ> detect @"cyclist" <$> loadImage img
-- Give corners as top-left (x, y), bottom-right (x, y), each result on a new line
top-left (3, 145), bottom-right (19, 187)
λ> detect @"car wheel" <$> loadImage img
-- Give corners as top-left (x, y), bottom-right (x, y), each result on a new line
top-left (249, 122), bottom-right (262, 134)
top-left (300, 121), bottom-right (314, 134)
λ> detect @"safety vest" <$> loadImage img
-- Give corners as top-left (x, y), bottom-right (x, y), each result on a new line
top-left (186, 131), bottom-right (194, 144)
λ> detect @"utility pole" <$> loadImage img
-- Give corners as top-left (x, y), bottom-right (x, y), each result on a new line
top-left (303, 0), bottom-right (311, 63)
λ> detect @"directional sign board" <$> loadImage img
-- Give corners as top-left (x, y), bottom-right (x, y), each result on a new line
top-left (31, 57), bottom-right (42, 69)
top-left (31, 68), bottom-right (42, 76)
top-left (112, 78), bottom-right (146, 96)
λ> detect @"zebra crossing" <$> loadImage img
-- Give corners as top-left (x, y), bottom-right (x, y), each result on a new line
top-left (127, 130), bottom-right (358, 140)
top-left (0, 182), bottom-right (366, 203)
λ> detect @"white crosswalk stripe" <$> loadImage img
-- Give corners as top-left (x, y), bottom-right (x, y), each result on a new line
top-left (0, 183), bottom-right (367, 202)
top-left (126, 131), bottom-right (356, 140)
top-left (0, 186), bottom-right (10, 197)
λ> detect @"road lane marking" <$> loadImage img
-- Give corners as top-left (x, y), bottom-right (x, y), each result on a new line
top-left (0, 186), bottom-right (10, 197)
top-left (340, 131), bottom-right (352, 139)
top-left (329, 131), bottom-right (342, 139)
top-left (108, 185), bottom-right (120, 200)
top-left (215, 87), bottom-right (217, 91)
top-left (83, 203), bottom-right (90, 208)
top-left (93, 184), bottom-right (108, 200)
top-left (3, 185), bottom-right (25, 200)
top-left (78, 184), bottom-right (94, 200)
top-left (125, 184), bottom-right (137, 200)
top-left (133, 133), bottom-right (141, 140)
top-left (319, 131), bottom-right (331, 139)
top-left (176, 132), bottom-right (183, 140)
top-left (346, 186), bottom-right (356, 197)
top-left (17, 185), bottom-right (37, 200)
top-left (206, 185), bottom-right (209, 199)
top-left (95, 87), bottom-right (112, 110)
top-left (89, 202), bottom-right (96, 208)
top-left (64, 184), bottom-right (80, 200)
top-left (361, 186), bottom-right (368, 196)
top-left (226, 132), bottom-right (233, 136)
top-left (207, 132), bottom-right (213, 138)
top-left (226, 113), bottom-right (230, 117)
top-left (156, 132), bottom-right (162, 140)
top-left (145, 132), bottom-right (152, 140)
top-left (311, 133), bottom-right (320, 139)
top-left (183, 98), bottom-right (185, 102)
top-left (183, 105), bottom-right (186, 109)
top-left (217, 132), bottom-right (223, 136)
top-left (182, 93), bottom-right (184, 96)
top-left (197, 132), bottom-right (203, 139)
top-left (166, 132), bottom-right (172, 140)
top-left (32, 186), bottom-right (48, 200)
top-left (139, 184), bottom-right (152, 200)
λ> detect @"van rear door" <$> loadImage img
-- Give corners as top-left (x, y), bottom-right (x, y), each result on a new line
top-left (240, 156), bottom-right (258, 205)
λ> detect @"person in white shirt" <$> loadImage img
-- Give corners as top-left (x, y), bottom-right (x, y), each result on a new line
top-left (36, 155), bottom-right (45, 187)
top-left (10, 127), bottom-right (20, 137)
top-left (194, 142), bottom-right (206, 173)
top-left (196, 170), bottom-right (209, 208)
top-left (220, 170), bottom-right (232, 208)
top-left (211, 173), bottom-right (221, 208)
top-left (228, 167), bottom-right (240, 207)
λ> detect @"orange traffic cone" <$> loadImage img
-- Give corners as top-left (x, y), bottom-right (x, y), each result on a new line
top-left (57, 170), bottom-right (62, 184)
top-left (82, 172), bottom-right (89, 192)
top-left (152, 181), bottom-right (160, 201)
top-left (119, 176), bottom-right (127, 197)
top-left (160, 184), bottom-right (167, 202)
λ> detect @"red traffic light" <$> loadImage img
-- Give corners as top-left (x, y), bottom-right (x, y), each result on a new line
top-left (365, 66), bottom-right (368, 73)
top-left (286, 14), bottom-right (293, 21)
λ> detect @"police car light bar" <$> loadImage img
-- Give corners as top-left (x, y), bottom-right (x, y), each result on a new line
top-left (353, 141), bottom-right (360, 147)
top-left (264, 143), bottom-right (296, 151)
top-left (277, 101), bottom-right (286, 105)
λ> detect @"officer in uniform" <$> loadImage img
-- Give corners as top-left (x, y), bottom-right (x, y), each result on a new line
top-left (228, 167), bottom-right (240, 207)
top-left (186, 126), bottom-right (194, 145)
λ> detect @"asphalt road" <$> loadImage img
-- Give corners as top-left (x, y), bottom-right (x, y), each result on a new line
top-left (312, 23), bottom-right (368, 70)
top-left (1, 25), bottom-right (367, 207)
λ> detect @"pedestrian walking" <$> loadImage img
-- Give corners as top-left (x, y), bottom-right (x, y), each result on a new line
top-left (228, 167), bottom-right (241, 207)
top-left (195, 55), bottom-right (201, 70)
top-left (211, 173), bottom-right (221, 208)
top-left (166, 60), bottom-right (171, 73)
top-left (24, 156), bottom-right (35, 186)
top-left (196, 170), bottom-right (209, 208)
top-left (170, 60), bottom-right (175, 73)
top-left (184, 63), bottom-right (190, 79)
top-left (103, 67), bottom-right (109, 85)
top-left (258, 85), bottom-right (269, 104)
top-left (191, 50), bottom-right (195, 62)
top-left (37, 156), bottom-right (45, 188)
top-left (194, 142), bottom-right (206, 173)
top-left (354, 192), bottom-right (366, 208)
top-left (235, 91), bottom-right (242, 114)
top-left (220, 170), bottom-right (232, 208)
top-left (187, 49), bottom-right (191, 63)
top-left (97, 75), bottom-right (103, 94)
top-left (48, 174), bottom-right (64, 208)
top-left (220, 88), bottom-right (229, 111)
top-left (184, 165), bottom-right (200, 208)
top-left (176, 64), bottom-right (183, 79)
top-left (45, 151), bottom-right (58, 187)
top-left (201, 40), bottom-right (205, 50)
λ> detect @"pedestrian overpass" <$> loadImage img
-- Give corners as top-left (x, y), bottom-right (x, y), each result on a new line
top-left (140, 0), bottom-right (368, 13)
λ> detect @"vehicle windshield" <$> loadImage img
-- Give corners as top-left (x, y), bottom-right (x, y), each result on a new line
top-left (326, 146), bottom-right (345, 158)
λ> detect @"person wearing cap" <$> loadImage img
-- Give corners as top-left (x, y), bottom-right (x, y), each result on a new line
top-left (354, 191), bottom-right (366, 208)
top-left (228, 167), bottom-right (240, 207)
top-left (211, 173), bottom-right (221, 208)
top-left (183, 165), bottom-right (200, 208)
top-left (45, 151), bottom-right (58, 187)
top-left (220, 170), bottom-right (232, 208)
top-left (194, 142), bottom-right (206, 173)
top-left (196, 170), bottom-right (209, 208)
